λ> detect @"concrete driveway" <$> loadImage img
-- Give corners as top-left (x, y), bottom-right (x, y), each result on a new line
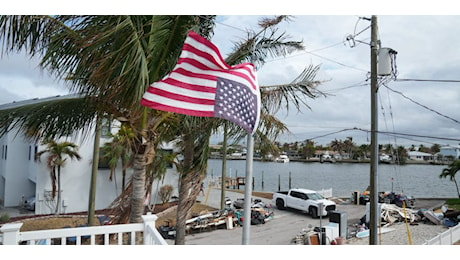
top-left (168, 188), bottom-right (446, 245)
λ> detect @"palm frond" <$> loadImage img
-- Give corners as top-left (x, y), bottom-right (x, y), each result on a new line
top-left (225, 15), bottom-right (303, 67)
top-left (261, 64), bottom-right (327, 114)
top-left (0, 95), bottom-right (99, 141)
top-left (0, 15), bottom-right (67, 57)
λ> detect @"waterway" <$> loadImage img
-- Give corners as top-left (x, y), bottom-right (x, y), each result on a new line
top-left (204, 159), bottom-right (458, 199)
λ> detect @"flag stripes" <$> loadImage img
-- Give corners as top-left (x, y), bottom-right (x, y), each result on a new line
top-left (140, 30), bottom-right (260, 133)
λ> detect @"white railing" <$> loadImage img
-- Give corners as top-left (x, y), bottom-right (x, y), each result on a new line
top-left (423, 224), bottom-right (460, 245)
top-left (317, 188), bottom-right (333, 198)
top-left (0, 213), bottom-right (168, 245)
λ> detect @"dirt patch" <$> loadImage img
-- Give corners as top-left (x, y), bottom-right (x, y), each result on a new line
top-left (226, 189), bottom-right (274, 200)
top-left (20, 215), bottom-right (101, 231)
top-left (3, 203), bottom-right (216, 232)
top-left (3, 191), bottom-right (272, 232)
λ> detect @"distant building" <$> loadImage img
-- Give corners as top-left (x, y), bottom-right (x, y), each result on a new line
top-left (407, 151), bottom-right (433, 161)
top-left (439, 145), bottom-right (460, 160)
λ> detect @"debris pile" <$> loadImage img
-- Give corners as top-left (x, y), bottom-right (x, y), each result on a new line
top-left (157, 198), bottom-right (274, 240)
top-left (352, 202), bottom-right (459, 239)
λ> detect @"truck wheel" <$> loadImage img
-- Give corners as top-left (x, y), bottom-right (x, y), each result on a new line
top-left (276, 199), bottom-right (285, 210)
top-left (309, 207), bottom-right (318, 218)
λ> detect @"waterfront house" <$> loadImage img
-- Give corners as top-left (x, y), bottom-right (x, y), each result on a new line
top-left (0, 95), bottom-right (180, 214)
top-left (439, 145), bottom-right (460, 160)
top-left (407, 151), bottom-right (433, 162)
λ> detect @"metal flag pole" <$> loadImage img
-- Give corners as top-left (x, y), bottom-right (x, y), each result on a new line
top-left (242, 133), bottom-right (254, 245)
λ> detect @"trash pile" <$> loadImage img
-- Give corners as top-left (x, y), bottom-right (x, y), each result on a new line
top-left (352, 202), bottom-right (459, 238)
top-left (378, 191), bottom-right (416, 208)
top-left (420, 205), bottom-right (460, 227)
top-left (233, 198), bottom-right (274, 225)
top-left (157, 197), bottom-right (274, 239)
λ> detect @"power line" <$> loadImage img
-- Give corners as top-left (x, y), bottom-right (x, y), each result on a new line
top-left (396, 78), bottom-right (460, 83)
top-left (383, 85), bottom-right (460, 125)
top-left (306, 127), bottom-right (460, 144)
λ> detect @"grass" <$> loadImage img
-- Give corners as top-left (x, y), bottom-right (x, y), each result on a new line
top-left (446, 198), bottom-right (460, 210)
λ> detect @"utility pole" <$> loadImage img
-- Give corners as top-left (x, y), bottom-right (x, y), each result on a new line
top-left (369, 15), bottom-right (379, 245)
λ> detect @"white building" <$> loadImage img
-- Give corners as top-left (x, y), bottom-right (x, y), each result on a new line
top-left (439, 145), bottom-right (460, 160)
top-left (0, 95), bottom-right (180, 214)
top-left (407, 151), bottom-right (433, 161)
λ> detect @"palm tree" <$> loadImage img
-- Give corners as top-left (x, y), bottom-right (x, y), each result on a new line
top-left (35, 140), bottom-right (82, 214)
top-left (330, 138), bottom-right (342, 155)
top-left (170, 16), bottom-right (326, 245)
top-left (440, 160), bottom-right (460, 198)
top-left (0, 15), bottom-right (213, 225)
top-left (0, 16), bottom-right (325, 244)
top-left (102, 125), bottom-right (134, 189)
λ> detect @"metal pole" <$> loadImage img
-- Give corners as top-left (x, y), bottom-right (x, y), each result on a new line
top-left (242, 134), bottom-right (254, 245)
top-left (319, 202), bottom-right (323, 245)
top-left (369, 15), bottom-right (379, 245)
top-left (220, 123), bottom-right (228, 209)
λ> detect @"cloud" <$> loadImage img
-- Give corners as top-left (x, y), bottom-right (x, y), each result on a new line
top-left (0, 15), bottom-right (459, 148)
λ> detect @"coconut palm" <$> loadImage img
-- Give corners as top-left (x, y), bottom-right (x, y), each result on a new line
top-left (102, 125), bottom-right (135, 189)
top-left (35, 139), bottom-right (82, 214)
top-left (0, 15), bottom-right (325, 244)
top-left (440, 160), bottom-right (460, 198)
top-left (169, 16), bottom-right (326, 245)
top-left (0, 15), bottom-right (214, 225)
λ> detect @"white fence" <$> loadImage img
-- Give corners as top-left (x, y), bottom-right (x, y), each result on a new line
top-left (423, 224), bottom-right (460, 245)
top-left (317, 188), bottom-right (333, 198)
top-left (0, 213), bottom-right (167, 245)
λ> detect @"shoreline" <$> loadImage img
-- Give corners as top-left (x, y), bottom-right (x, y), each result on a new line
top-left (209, 156), bottom-right (450, 165)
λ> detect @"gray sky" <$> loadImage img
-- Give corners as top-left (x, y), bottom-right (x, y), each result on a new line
top-left (0, 12), bottom-right (459, 148)
top-left (213, 15), bottom-right (460, 147)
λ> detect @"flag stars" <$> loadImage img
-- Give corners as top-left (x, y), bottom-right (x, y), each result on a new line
top-left (214, 77), bottom-right (259, 133)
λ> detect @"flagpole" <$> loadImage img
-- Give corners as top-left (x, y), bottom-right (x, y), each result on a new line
top-left (242, 133), bottom-right (254, 245)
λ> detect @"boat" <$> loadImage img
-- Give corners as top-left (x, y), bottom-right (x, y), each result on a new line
top-left (379, 153), bottom-right (393, 164)
top-left (320, 152), bottom-right (335, 163)
top-left (275, 154), bottom-right (289, 163)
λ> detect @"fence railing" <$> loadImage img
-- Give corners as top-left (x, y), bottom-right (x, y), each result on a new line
top-left (317, 188), bottom-right (333, 198)
top-left (0, 213), bottom-right (167, 245)
top-left (423, 224), bottom-right (460, 245)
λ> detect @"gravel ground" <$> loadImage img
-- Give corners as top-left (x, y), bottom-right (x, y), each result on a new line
top-left (175, 192), bottom-right (455, 245)
top-left (339, 198), bottom-right (451, 245)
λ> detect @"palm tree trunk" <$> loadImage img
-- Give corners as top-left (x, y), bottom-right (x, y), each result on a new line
top-left (55, 167), bottom-right (61, 215)
top-left (121, 155), bottom-right (127, 190)
top-left (174, 132), bottom-right (203, 245)
top-left (129, 153), bottom-right (146, 223)
top-left (88, 115), bottom-right (102, 226)
top-left (454, 178), bottom-right (460, 198)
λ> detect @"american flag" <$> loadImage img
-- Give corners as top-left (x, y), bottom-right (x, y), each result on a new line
top-left (140, 31), bottom-right (260, 134)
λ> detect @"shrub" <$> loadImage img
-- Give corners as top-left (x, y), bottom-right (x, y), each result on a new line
top-left (0, 213), bottom-right (9, 222)
top-left (158, 185), bottom-right (174, 204)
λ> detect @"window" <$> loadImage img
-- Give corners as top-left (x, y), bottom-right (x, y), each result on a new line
top-left (98, 148), bottom-right (110, 169)
top-left (101, 117), bottom-right (112, 137)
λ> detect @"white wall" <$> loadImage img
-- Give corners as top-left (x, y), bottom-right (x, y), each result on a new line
top-left (1, 119), bottom-right (182, 213)
top-left (33, 124), bottom-right (132, 214)
top-left (2, 132), bottom-right (35, 207)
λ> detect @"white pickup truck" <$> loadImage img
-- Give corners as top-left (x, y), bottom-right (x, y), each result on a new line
top-left (272, 188), bottom-right (336, 218)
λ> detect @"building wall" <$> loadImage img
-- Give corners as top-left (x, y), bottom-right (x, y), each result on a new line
top-left (440, 146), bottom-right (460, 159)
top-left (0, 131), bottom-right (36, 207)
top-left (0, 119), bottom-right (182, 213)
top-left (33, 122), bottom-right (129, 214)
